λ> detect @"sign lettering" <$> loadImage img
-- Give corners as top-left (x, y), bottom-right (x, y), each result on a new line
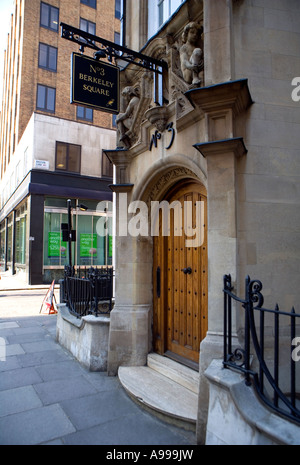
top-left (71, 53), bottom-right (119, 114)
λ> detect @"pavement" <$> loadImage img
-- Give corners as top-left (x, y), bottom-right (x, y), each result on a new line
top-left (0, 271), bottom-right (197, 447)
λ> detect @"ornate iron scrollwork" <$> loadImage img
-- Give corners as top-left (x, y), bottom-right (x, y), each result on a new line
top-left (227, 348), bottom-right (246, 367)
top-left (248, 277), bottom-right (264, 308)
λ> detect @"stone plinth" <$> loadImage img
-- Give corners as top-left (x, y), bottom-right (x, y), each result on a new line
top-left (56, 304), bottom-right (110, 372)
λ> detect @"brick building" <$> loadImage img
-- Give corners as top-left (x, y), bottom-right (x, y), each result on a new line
top-left (0, 0), bottom-right (120, 284)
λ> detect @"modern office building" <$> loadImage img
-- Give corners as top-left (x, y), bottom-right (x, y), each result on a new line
top-left (0, 0), bottom-right (120, 284)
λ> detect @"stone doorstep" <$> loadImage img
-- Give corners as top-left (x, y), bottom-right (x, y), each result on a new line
top-left (118, 354), bottom-right (199, 431)
top-left (147, 353), bottom-right (199, 394)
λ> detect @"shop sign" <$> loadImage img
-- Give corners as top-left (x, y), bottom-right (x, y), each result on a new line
top-left (80, 233), bottom-right (97, 257)
top-left (71, 53), bottom-right (119, 114)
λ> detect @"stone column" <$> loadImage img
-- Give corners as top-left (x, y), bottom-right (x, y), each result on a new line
top-left (203, 0), bottom-right (235, 85)
top-left (188, 80), bottom-right (252, 443)
top-left (105, 149), bottom-right (152, 376)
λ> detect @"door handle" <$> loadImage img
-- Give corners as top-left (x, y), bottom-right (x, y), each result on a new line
top-left (181, 267), bottom-right (192, 275)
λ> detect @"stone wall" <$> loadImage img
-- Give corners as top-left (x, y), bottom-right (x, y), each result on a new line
top-left (205, 360), bottom-right (300, 445)
top-left (56, 304), bottom-right (110, 372)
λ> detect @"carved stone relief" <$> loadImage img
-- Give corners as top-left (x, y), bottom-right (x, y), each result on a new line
top-left (116, 85), bottom-right (140, 149)
top-left (116, 21), bottom-right (204, 150)
top-left (179, 22), bottom-right (204, 87)
top-left (145, 167), bottom-right (198, 207)
top-left (116, 71), bottom-right (153, 149)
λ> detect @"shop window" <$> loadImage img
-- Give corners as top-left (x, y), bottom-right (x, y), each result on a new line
top-left (81, 0), bottom-right (97, 8)
top-left (55, 142), bottom-right (81, 174)
top-left (44, 211), bottom-right (70, 267)
top-left (43, 201), bottom-right (112, 270)
top-left (7, 215), bottom-right (13, 263)
top-left (0, 222), bottom-right (5, 266)
top-left (40, 2), bottom-right (59, 32)
top-left (38, 43), bottom-right (57, 72)
top-left (15, 202), bottom-right (27, 265)
top-left (37, 84), bottom-right (56, 113)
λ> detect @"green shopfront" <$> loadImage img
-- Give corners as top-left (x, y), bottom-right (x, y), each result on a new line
top-left (0, 169), bottom-right (113, 284)
top-left (43, 197), bottom-right (112, 282)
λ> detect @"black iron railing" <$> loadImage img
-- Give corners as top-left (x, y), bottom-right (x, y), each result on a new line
top-left (62, 266), bottom-right (114, 318)
top-left (223, 274), bottom-right (300, 424)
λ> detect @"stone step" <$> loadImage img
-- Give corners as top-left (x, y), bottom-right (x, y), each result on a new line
top-left (147, 353), bottom-right (199, 394)
top-left (118, 358), bottom-right (198, 431)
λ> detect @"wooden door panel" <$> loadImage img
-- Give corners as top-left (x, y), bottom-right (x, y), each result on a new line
top-left (153, 182), bottom-right (207, 365)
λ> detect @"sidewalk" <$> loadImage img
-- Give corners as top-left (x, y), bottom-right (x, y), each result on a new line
top-left (0, 280), bottom-right (196, 446)
top-left (0, 270), bottom-right (58, 291)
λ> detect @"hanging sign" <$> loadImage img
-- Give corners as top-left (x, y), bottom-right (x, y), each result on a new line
top-left (71, 53), bottom-right (119, 114)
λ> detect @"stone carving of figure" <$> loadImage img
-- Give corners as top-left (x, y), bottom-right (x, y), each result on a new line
top-left (116, 85), bottom-right (140, 148)
top-left (180, 22), bottom-right (203, 86)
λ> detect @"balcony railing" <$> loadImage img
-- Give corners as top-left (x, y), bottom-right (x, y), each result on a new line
top-left (223, 274), bottom-right (300, 424)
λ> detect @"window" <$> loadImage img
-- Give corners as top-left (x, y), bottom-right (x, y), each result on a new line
top-left (77, 106), bottom-right (93, 122)
top-left (40, 2), bottom-right (59, 31)
top-left (15, 201), bottom-right (27, 265)
top-left (148, 0), bottom-right (184, 38)
top-left (38, 43), bottom-right (57, 71)
top-left (114, 31), bottom-right (121, 46)
top-left (37, 84), bottom-right (56, 113)
top-left (81, 0), bottom-right (97, 8)
top-left (55, 142), bottom-right (81, 174)
top-left (80, 18), bottom-right (96, 35)
top-left (43, 199), bottom-right (112, 268)
top-left (102, 151), bottom-right (113, 178)
top-left (115, 0), bottom-right (121, 19)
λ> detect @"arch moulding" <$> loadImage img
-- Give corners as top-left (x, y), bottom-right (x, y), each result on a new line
top-left (132, 156), bottom-right (208, 206)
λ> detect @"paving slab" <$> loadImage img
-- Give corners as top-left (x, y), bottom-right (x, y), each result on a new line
top-left (0, 404), bottom-right (76, 445)
top-left (0, 385), bottom-right (42, 417)
top-left (0, 367), bottom-right (43, 391)
top-left (34, 376), bottom-right (98, 405)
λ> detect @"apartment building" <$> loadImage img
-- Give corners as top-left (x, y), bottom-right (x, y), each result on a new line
top-left (0, 0), bottom-right (120, 284)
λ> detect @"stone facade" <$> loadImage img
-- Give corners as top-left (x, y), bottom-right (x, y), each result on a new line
top-left (106, 0), bottom-right (300, 444)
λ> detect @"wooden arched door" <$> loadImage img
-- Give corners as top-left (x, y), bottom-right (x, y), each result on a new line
top-left (153, 181), bottom-right (208, 368)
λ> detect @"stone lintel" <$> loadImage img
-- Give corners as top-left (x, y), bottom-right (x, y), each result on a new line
top-left (194, 137), bottom-right (247, 159)
top-left (186, 79), bottom-right (253, 117)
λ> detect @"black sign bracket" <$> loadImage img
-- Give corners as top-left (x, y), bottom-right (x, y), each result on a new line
top-left (60, 23), bottom-right (168, 76)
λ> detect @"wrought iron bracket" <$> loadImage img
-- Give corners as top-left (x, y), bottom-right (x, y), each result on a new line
top-left (60, 23), bottom-right (168, 75)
